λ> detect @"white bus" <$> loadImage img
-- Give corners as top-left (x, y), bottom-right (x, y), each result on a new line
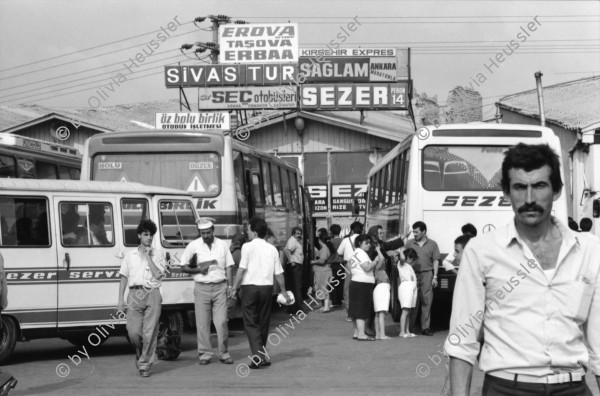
top-left (81, 131), bottom-right (314, 315)
top-left (365, 123), bottom-right (568, 321)
top-left (0, 179), bottom-right (198, 363)
top-left (0, 133), bottom-right (81, 180)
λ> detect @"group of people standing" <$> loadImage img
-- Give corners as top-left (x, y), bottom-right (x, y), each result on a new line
top-left (297, 218), bottom-right (445, 342)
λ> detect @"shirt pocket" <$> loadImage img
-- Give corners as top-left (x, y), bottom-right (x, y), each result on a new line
top-left (562, 278), bottom-right (595, 323)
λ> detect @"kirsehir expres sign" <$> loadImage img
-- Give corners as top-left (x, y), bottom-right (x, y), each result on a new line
top-left (219, 23), bottom-right (298, 64)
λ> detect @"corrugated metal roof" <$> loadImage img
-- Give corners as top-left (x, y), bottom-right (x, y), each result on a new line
top-left (497, 76), bottom-right (600, 131)
top-left (0, 100), bottom-right (183, 132)
top-left (0, 179), bottom-right (191, 195)
top-left (1, 99), bottom-right (415, 142)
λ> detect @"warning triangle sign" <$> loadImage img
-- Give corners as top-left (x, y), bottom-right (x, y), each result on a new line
top-left (186, 176), bottom-right (205, 192)
top-left (120, 176), bottom-right (128, 182)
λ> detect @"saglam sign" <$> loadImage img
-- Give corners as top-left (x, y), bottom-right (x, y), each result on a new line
top-left (298, 56), bottom-right (398, 82)
top-left (300, 83), bottom-right (408, 110)
top-left (219, 23), bottom-right (298, 64)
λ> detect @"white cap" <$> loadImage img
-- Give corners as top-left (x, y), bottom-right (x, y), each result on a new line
top-left (197, 217), bottom-right (215, 230)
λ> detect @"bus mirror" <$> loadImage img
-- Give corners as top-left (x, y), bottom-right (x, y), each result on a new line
top-left (352, 199), bottom-right (360, 216)
top-left (593, 199), bottom-right (600, 218)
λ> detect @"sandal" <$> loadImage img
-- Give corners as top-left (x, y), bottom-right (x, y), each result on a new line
top-left (356, 336), bottom-right (376, 341)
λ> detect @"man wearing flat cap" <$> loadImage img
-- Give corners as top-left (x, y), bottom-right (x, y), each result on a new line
top-left (181, 218), bottom-right (235, 365)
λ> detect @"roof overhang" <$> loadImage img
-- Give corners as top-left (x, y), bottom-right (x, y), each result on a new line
top-left (1, 112), bottom-right (114, 134)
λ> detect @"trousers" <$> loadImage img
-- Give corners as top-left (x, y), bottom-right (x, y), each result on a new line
top-left (126, 287), bottom-right (162, 372)
top-left (240, 285), bottom-right (273, 362)
top-left (194, 281), bottom-right (230, 360)
top-left (410, 270), bottom-right (433, 330)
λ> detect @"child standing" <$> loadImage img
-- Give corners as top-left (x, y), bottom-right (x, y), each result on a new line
top-left (398, 248), bottom-right (418, 338)
top-left (373, 258), bottom-right (391, 340)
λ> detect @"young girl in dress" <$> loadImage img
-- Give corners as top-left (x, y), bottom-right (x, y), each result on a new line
top-left (373, 260), bottom-right (391, 340)
top-left (398, 248), bottom-right (418, 338)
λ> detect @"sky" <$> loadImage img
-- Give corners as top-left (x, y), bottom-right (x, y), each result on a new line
top-left (0, 0), bottom-right (598, 121)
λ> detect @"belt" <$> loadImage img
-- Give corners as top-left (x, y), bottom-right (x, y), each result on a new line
top-left (488, 370), bottom-right (584, 384)
top-left (197, 280), bottom-right (226, 285)
top-left (129, 285), bottom-right (147, 290)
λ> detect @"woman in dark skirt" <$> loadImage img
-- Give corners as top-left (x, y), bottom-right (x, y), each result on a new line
top-left (348, 234), bottom-right (384, 341)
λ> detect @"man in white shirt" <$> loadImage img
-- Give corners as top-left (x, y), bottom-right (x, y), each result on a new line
top-left (232, 217), bottom-right (290, 369)
top-left (117, 219), bottom-right (165, 378)
top-left (181, 218), bottom-right (235, 366)
top-left (446, 143), bottom-right (600, 395)
top-left (283, 226), bottom-right (304, 312)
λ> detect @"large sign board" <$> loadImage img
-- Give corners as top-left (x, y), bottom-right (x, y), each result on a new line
top-left (307, 184), bottom-right (367, 213)
top-left (219, 23), bottom-right (298, 64)
top-left (300, 48), bottom-right (397, 57)
top-left (299, 56), bottom-right (398, 82)
top-left (164, 64), bottom-right (298, 87)
top-left (198, 86), bottom-right (297, 110)
top-left (300, 48), bottom-right (409, 80)
top-left (300, 83), bottom-right (408, 110)
top-left (155, 112), bottom-right (230, 130)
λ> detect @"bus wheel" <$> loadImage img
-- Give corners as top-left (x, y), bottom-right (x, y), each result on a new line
top-left (390, 266), bottom-right (402, 323)
top-left (0, 316), bottom-right (18, 364)
top-left (157, 312), bottom-right (183, 361)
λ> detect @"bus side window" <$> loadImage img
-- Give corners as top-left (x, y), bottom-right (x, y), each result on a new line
top-left (159, 200), bottom-right (197, 246)
top-left (262, 161), bottom-right (274, 206)
top-left (0, 155), bottom-right (16, 178)
top-left (87, 204), bottom-right (113, 246)
top-left (289, 171), bottom-right (300, 212)
top-left (233, 151), bottom-right (247, 209)
top-left (273, 166), bottom-right (283, 207)
top-left (60, 202), bottom-right (83, 246)
top-left (1, 197), bottom-right (49, 246)
top-left (121, 198), bottom-right (149, 247)
top-left (280, 168), bottom-right (292, 210)
top-left (36, 161), bottom-right (58, 179)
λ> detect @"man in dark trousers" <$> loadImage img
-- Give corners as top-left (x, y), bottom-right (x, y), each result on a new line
top-left (404, 221), bottom-right (440, 336)
top-left (328, 224), bottom-right (345, 307)
top-left (232, 218), bottom-right (290, 369)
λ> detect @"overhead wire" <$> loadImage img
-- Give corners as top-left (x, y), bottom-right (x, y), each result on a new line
top-left (0, 20), bottom-right (196, 73)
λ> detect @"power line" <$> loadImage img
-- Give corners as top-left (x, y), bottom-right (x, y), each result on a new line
top-left (0, 49), bottom-right (181, 92)
top-left (0, 20), bottom-right (195, 73)
top-left (0, 53), bottom-right (190, 101)
top-left (0, 29), bottom-right (201, 82)
top-left (0, 58), bottom-right (195, 105)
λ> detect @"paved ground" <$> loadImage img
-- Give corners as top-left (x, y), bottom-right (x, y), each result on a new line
top-left (2, 303), bottom-right (599, 396)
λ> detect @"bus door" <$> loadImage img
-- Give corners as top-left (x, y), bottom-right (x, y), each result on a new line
top-left (54, 196), bottom-right (122, 328)
top-left (245, 169), bottom-right (265, 219)
top-left (155, 197), bottom-right (198, 305)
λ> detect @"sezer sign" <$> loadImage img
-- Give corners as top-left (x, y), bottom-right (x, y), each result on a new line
top-left (300, 83), bottom-right (408, 110)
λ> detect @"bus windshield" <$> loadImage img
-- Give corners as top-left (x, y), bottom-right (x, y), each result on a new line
top-left (422, 145), bottom-right (508, 191)
top-left (92, 153), bottom-right (221, 196)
